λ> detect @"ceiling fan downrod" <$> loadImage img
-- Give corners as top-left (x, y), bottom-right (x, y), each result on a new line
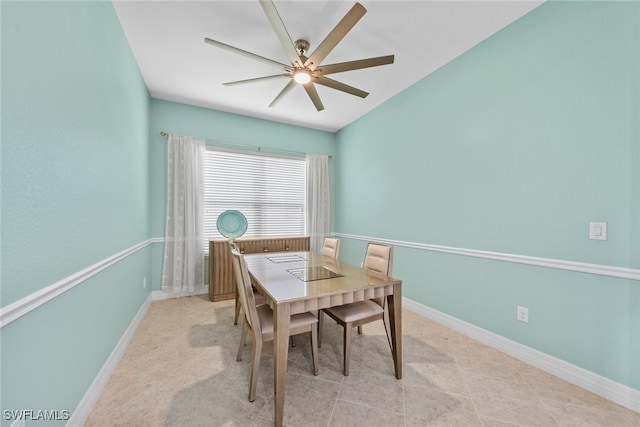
top-left (294, 39), bottom-right (310, 57)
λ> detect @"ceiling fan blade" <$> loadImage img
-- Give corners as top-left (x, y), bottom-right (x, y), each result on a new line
top-left (303, 83), bottom-right (325, 111)
top-left (316, 55), bottom-right (395, 75)
top-left (204, 38), bottom-right (291, 70)
top-left (259, 0), bottom-right (303, 67)
top-left (269, 80), bottom-right (297, 108)
top-left (224, 74), bottom-right (290, 86)
top-left (304, 2), bottom-right (366, 70)
top-left (314, 76), bottom-right (368, 98)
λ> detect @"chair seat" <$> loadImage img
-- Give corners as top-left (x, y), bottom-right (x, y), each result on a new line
top-left (324, 300), bottom-right (384, 323)
top-left (257, 305), bottom-right (318, 336)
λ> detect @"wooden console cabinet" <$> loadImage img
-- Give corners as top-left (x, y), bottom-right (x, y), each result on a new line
top-left (208, 236), bottom-right (310, 301)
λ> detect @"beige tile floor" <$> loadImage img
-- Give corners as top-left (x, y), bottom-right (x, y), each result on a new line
top-left (86, 295), bottom-right (639, 426)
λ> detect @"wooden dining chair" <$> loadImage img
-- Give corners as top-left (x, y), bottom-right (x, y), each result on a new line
top-left (318, 242), bottom-right (393, 376)
top-left (231, 241), bottom-right (266, 325)
top-left (231, 249), bottom-right (319, 402)
top-left (320, 237), bottom-right (340, 259)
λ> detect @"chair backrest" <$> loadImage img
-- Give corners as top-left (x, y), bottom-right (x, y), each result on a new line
top-left (363, 243), bottom-right (393, 276)
top-left (321, 237), bottom-right (340, 259)
top-left (230, 249), bottom-right (260, 331)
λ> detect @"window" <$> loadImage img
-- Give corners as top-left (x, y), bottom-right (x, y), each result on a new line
top-left (203, 148), bottom-right (306, 251)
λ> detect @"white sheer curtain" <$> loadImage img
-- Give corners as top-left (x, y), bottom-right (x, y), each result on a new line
top-left (161, 134), bottom-right (205, 296)
top-left (306, 154), bottom-right (330, 252)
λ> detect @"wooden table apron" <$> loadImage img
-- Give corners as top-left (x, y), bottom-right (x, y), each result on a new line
top-left (244, 252), bottom-right (403, 427)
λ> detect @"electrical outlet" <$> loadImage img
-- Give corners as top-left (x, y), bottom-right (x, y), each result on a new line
top-left (517, 306), bottom-right (529, 323)
top-left (143, 277), bottom-right (147, 289)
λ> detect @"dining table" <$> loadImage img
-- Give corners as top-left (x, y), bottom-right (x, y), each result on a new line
top-left (243, 251), bottom-right (403, 427)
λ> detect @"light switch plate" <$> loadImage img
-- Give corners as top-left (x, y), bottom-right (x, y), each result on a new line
top-left (589, 222), bottom-right (607, 240)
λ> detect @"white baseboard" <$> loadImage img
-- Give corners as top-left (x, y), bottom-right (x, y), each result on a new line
top-left (67, 294), bottom-right (153, 426)
top-left (403, 297), bottom-right (640, 414)
top-left (151, 287), bottom-right (208, 301)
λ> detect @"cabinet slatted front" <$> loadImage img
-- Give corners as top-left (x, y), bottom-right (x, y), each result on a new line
top-left (209, 236), bottom-right (310, 301)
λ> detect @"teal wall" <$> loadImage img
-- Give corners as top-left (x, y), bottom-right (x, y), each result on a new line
top-left (336, 1), bottom-right (639, 390)
top-left (148, 99), bottom-right (336, 290)
top-left (1, 0), bottom-right (638, 423)
top-left (1, 1), bottom-right (151, 424)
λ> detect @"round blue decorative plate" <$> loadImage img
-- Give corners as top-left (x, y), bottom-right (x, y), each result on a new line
top-left (216, 210), bottom-right (247, 238)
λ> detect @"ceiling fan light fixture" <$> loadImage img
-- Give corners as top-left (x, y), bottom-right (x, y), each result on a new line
top-left (293, 69), bottom-right (311, 84)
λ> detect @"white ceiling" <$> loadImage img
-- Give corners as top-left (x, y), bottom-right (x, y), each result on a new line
top-left (113, 0), bottom-right (543, 132)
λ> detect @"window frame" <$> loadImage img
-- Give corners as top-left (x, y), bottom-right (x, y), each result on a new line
top-left (202, 147), bottom-right (307, 253)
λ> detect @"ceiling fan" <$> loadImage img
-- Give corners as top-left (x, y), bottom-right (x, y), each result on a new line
top-left (204, 0), bottom-right (394, 111)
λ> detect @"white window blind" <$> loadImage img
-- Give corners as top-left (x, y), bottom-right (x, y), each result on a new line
top-left (203, 148), bottom-right (306, 250)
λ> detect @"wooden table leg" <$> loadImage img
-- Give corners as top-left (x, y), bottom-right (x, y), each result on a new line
top-left (273, 302), bottom-right (290, 427)
top-left (388, 282), bottom-right (403, 379)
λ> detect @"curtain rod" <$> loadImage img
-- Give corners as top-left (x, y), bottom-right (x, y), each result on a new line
top-left (159, 131), bottom-right (331, 158)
